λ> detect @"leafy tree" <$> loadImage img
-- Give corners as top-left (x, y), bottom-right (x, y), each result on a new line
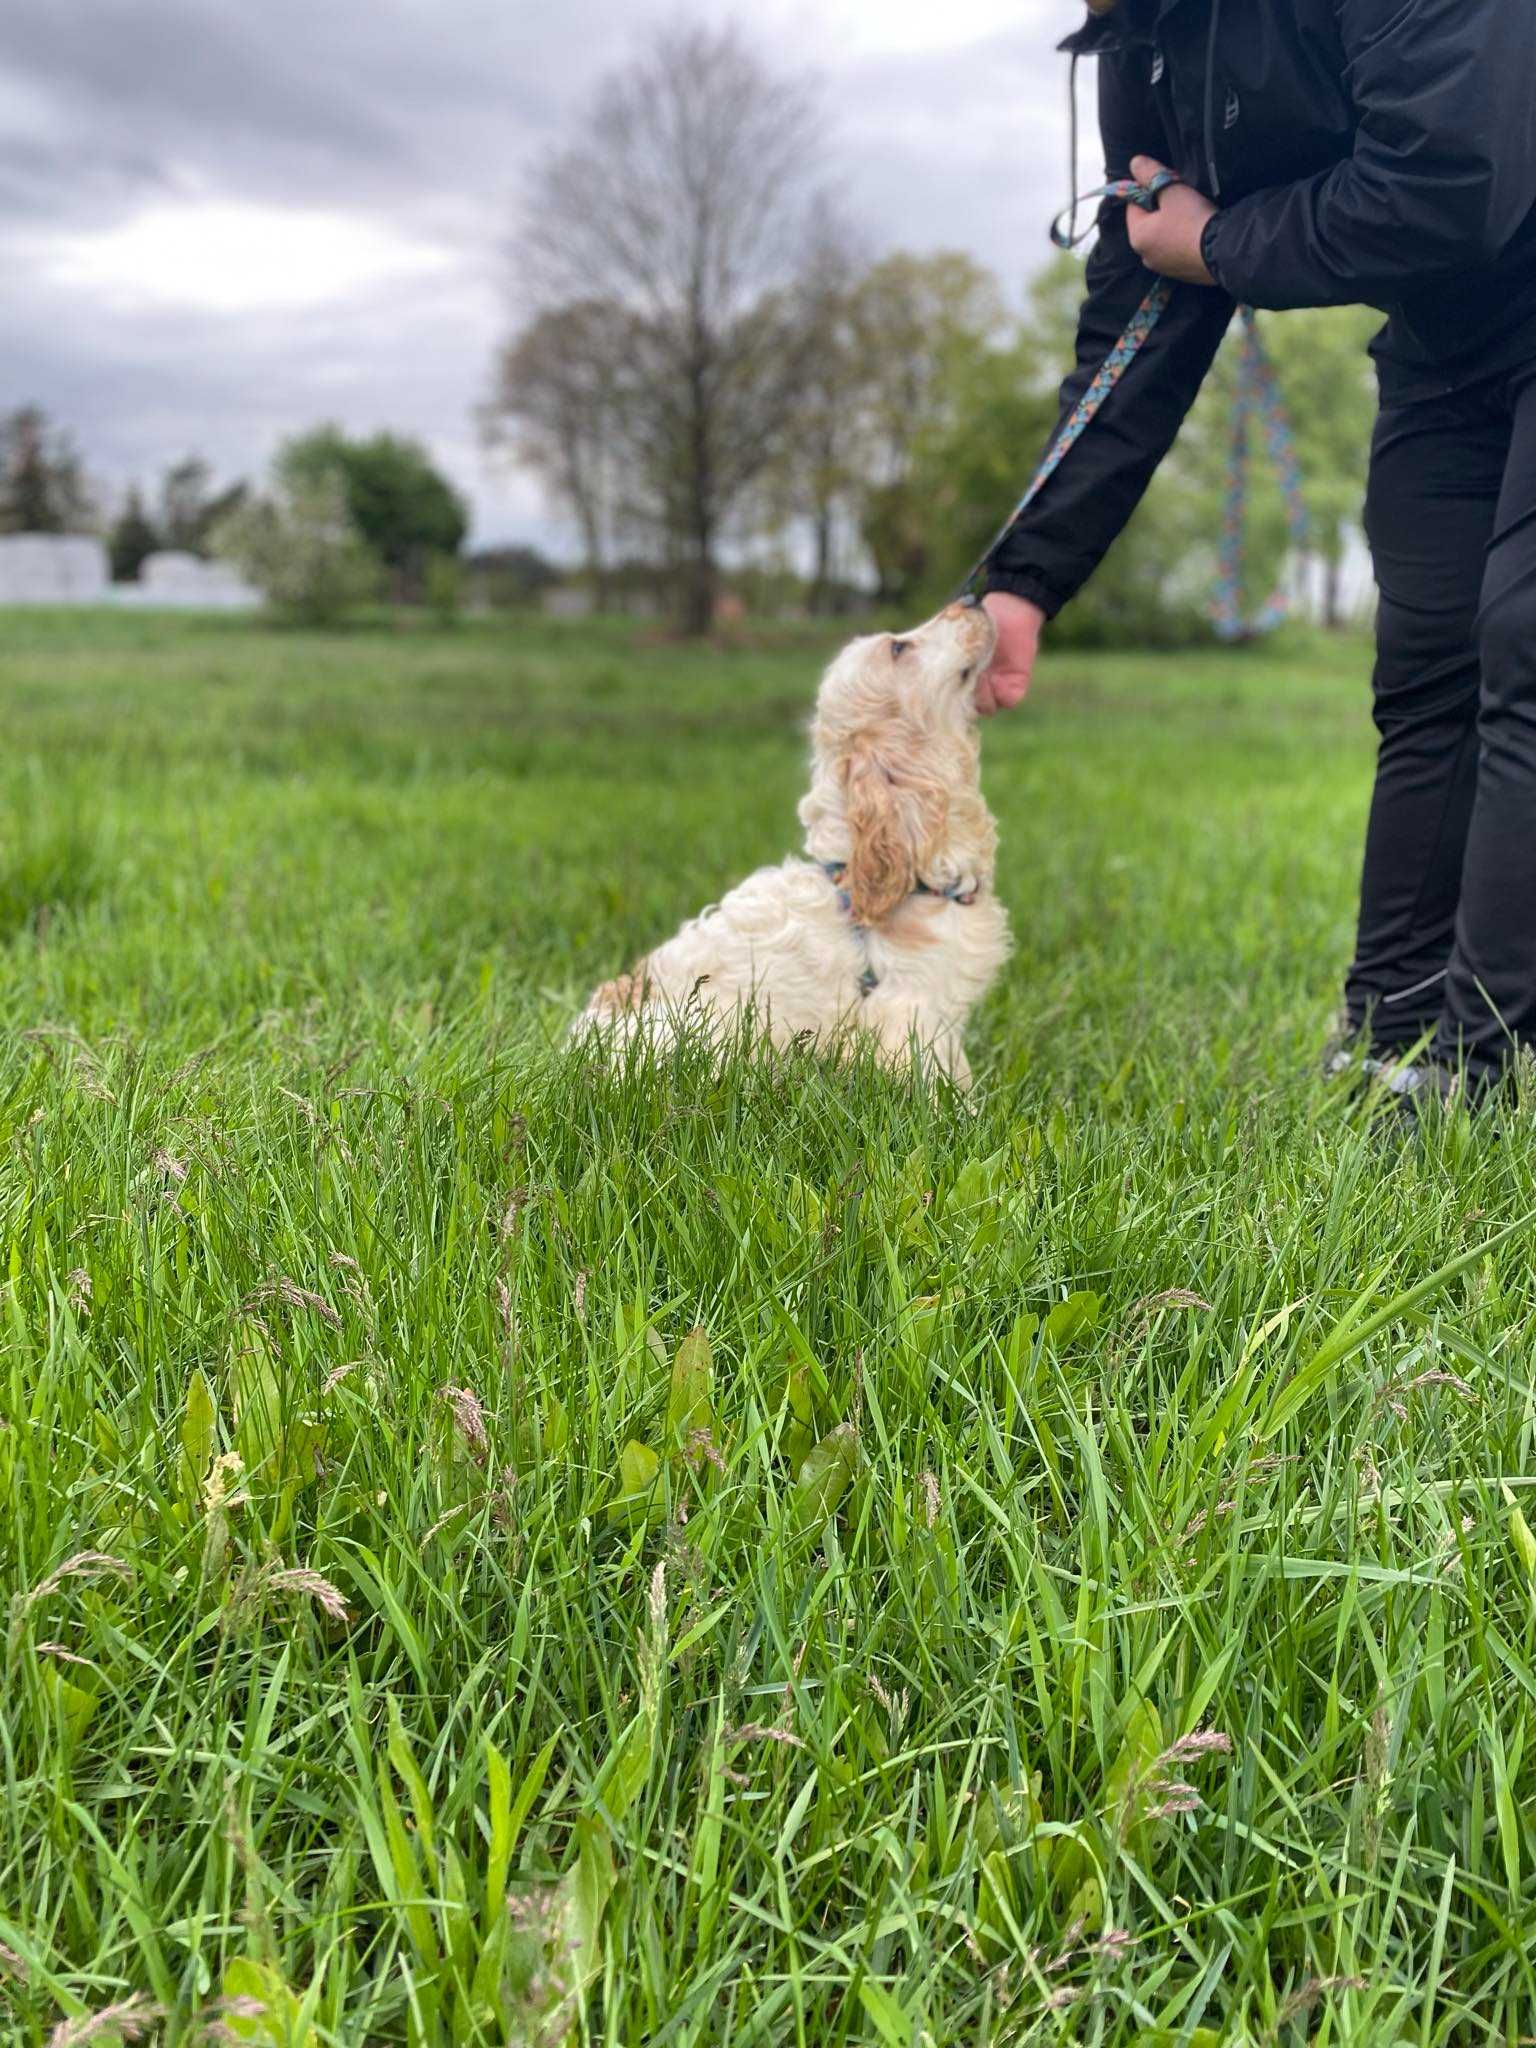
top-left (213, 473), bottom-right (379, 627)
top-left (0, 407), bottom-right (93, 534)
top-left (152, 457), bottom-right (248, 557)
top-left (914, 253), bottom-right (1378, 644)
top-left (108, 487), bottom-right (161, 582)
top-left (1264, 307), bottom-right (1379, 627)
top-left (845, 253), bottom-right (1004, 604)
top-left (424, 554), bottom-right (465, 626)
top-left (279, 428), bottom-right (467, 598)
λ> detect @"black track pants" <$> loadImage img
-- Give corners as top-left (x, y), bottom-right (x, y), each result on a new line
top-left (1346, 362), bottom-right (1536, 1079)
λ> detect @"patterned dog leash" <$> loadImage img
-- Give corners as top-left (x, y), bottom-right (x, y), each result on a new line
top-left (957, 172), bottom-right (1309, 643)
top-left (1211, 306), bottom-right (1310, 641)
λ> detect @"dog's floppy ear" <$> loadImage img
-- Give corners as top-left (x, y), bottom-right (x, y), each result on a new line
top-left (844, 745), bottom-right (918, 925)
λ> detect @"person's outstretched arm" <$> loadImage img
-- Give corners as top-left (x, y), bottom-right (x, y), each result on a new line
top-left (1202, 0), bottom-right (1536, 312)
top-left (982, 43), bottom-right (1234, 711)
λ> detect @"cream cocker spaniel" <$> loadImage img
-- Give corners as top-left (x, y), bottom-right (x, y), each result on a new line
top-left (573, 602), bottom-right (1011, 1085)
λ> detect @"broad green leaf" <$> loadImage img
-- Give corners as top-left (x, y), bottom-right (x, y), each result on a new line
top-left (783, 1367), bottom-right (816, 1469)
top-left (668, 1325), bottom-right (714, 1441)
top-left (41, 1664), bottom-right (97, 1742)
top-left (484, 1727), bottom-right (557, 1937)
top-left (566, 1814), bottom-right (615, 1988)
top-left (1044, 1291), bottom-right (1102, 1349)
top-left (609, 1439), bottom-right (663, 1526)
top-left (542, 1394), bottom-right (570, 1459)
top-left (178, 1368), bottom-right (218, 1506)
top-left (232, 1319), bottom-right (284, 1479)
top-left (1104, 1698), bottom-right (1165, 1844)
top-left (1506, 1489), bottom-right (1536, 1581)
top-left (218, 1958), bottom-right (316, 2046)
top-left (795, 1425), bottom-right (861, 1533)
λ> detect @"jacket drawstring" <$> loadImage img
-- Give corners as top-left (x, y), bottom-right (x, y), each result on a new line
top-left (1066, 53), bottom-right (1083, 247)
top-left (1203, 0), bottom-right (1224, 197)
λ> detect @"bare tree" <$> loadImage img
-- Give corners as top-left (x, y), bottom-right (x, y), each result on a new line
top-left (768, 206), bottom-right (869, 612)
top-left (485, 300), bottom-right (631, 609)
top-left (513, 23), bottom-right (823, 633)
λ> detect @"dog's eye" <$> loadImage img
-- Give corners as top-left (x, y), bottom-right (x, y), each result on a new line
top-left (890, 639), bottom-right (912, 660)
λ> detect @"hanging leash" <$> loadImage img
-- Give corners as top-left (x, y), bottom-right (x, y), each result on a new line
top-left (954, 173), bottom-right (1179, 600)
top-left (1210, 306), bottom-right (1310, 641)
top-left (956, 174), bottom-right (1309, 642)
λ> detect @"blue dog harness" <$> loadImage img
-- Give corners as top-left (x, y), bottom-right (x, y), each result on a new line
top-left (821, 860), bottom-right (978, 997)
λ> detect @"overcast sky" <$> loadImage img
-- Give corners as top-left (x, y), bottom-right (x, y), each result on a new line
top-left (1, 1), bottom-right (1080, 552)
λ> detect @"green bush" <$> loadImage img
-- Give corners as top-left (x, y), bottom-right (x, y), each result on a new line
top-left (214, 475), bottom-right (380, 627)
top-left (424, 552), bottom-right (465, 626)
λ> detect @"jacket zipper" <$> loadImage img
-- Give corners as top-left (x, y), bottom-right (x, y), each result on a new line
top-left (1202, 0), bottom-right (1224, 196)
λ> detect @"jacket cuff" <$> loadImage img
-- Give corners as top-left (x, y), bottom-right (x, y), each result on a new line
top-left (1201, 213), bottom-right (1236, 298)
top-left (981, 565), bottom-right (1067, 618)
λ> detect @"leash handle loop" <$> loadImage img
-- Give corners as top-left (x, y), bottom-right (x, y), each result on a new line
top-left (1050, 170), bottom-right (1182, 251)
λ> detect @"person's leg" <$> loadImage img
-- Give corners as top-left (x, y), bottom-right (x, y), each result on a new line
top-left (1346, 384), bottom-right (1510, 1056)
top-left (1436, 366), bottom-right (1536, 1082)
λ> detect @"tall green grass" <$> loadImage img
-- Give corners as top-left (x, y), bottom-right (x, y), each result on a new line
top-left (2, 610), bottom-right (1534, 2045)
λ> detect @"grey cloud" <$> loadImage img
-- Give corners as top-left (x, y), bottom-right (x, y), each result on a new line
top-left (0, 0), bottom-right (1080, 547)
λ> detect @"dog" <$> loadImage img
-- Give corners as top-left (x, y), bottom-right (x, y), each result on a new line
top-left (572, 602), bottom-right (1011, 1085)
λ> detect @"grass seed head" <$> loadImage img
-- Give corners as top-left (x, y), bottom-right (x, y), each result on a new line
top-left (48, 1996), bottom-right (163, 2046)
top-left (439, 1383), bottom-right (489, 1457)
top-left (20, 1550), bottom-right (132, 1618)
top-left (1277, 1976), bottom-right (1367, 2025)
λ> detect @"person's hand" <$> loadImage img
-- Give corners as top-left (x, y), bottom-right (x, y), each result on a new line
top-left (977, 592), bottom-right (1044, 714)
top-left (1126, 156), bottom-right (1217, 285)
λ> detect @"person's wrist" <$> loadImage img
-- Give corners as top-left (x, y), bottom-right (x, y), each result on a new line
top-left (982, 589), bottom-right (1045, 629)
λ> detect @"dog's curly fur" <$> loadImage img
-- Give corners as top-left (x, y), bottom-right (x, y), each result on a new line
top-left (573, 604), bottom-right (1011, 1085)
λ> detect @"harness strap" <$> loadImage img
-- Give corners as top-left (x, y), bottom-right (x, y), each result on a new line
top-left (820, 861), bottom-right (977, 998)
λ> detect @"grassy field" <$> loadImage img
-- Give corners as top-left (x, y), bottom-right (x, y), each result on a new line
top-left (3, 607), bottom-right (1536, 2045)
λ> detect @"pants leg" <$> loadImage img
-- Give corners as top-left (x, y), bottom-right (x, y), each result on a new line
top-left (1346, 384), bottom-right (1511, 1053)
top-left (1436, 366), bottom-right (1536, 1078)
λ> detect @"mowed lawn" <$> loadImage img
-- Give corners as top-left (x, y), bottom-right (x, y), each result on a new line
top-left (3, 608), bottom-right (1536, 2045)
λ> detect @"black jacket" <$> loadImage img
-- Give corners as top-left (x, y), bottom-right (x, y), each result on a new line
top-left (987, 0), bottom-right (1536, 618)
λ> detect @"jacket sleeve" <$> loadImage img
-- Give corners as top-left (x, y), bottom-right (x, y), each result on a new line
top-left (1202, 0), bottom-right (1536, 312)
top-left (986, 49), bottom-right (1234, 616)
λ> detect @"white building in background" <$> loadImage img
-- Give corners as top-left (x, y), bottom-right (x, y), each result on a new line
top-left (0, 533), bottom-right (111, 604)
top-left (124, 550), bottom-right (261, 610)
top-left (0, 533), bottom-right (259, 611)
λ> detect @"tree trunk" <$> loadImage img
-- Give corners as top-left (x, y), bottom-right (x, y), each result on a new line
top-left (681, 537), bottom-right (716, 637)
top-left (677, 306), bottom-right (717, 637)
top-left (579, 508), bottom-right (608, 613)
top-left (1324, 552), bottom-right (1343, 632)
top-left (811, 504), bottom-right (834, 615)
